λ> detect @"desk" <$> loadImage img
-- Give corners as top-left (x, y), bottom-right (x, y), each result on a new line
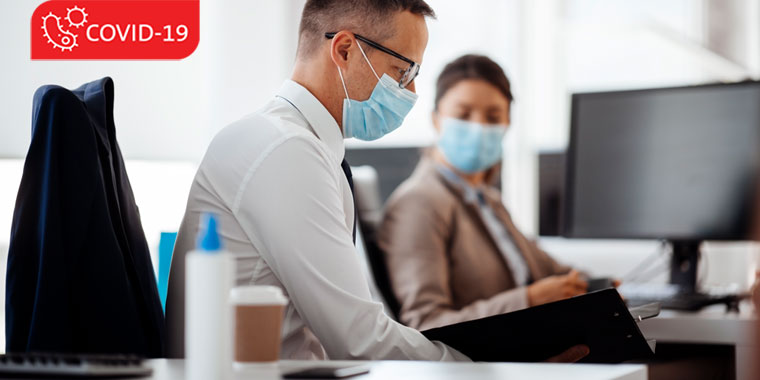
top-left (137, 360), bottom-right (647, 380)
top-left (638, 303), bottom-right (758, 380)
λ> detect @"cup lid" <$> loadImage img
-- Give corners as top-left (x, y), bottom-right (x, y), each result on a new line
top-left (230, 285), bottom-right (288, 305)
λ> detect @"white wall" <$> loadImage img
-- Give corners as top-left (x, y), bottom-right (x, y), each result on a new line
top-left (0, 1), bottom-right (306, 162)
top-left (0, 0), bottom-right (306, 246)
top-left (199, 0), bottom-right (303, 136)
top-left (1, 3), bottom-right (203, 161)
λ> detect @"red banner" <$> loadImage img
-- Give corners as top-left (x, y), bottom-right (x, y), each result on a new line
top-left (31, 0), bottom-right (199, 60)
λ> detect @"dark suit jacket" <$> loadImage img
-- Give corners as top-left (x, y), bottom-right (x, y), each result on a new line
top-left (5, 77), bottom-right (165, 357)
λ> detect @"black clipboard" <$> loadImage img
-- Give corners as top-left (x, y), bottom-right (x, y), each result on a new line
top-left (421, 288), bottom-right (655, 363)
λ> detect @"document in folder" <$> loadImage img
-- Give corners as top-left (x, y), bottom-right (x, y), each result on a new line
top-left (421, 288), bottom-right (654, 363)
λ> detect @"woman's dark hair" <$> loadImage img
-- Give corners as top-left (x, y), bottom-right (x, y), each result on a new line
top-left (434, 54), bottom-right (513, 110)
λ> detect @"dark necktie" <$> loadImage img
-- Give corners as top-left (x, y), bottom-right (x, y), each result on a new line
top-left (340, 158), bottom-right (357, 244)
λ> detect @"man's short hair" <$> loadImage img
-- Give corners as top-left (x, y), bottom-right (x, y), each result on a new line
top-left (297, 0), bottom-right (435, 58)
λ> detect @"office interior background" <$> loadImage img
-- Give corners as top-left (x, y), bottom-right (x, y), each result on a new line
top-left (1, 0), bottom-right (760, 351)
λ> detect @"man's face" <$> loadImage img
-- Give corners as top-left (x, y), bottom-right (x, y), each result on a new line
top-left (342, 11), bottom-right (429, 100)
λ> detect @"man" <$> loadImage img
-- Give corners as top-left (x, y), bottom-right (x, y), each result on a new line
top-left (166, 0), bottom-right (588, 361)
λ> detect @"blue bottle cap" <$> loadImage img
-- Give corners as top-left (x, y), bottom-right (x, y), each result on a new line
top-left (197, 212), bottom-right (222, 252)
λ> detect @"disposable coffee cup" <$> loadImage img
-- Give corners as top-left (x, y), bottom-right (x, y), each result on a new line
top-left (230, 286), bottom-right (288, 364)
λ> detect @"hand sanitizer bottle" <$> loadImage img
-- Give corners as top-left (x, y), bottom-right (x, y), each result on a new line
top-left (185, 213), bottom-right (233, 380)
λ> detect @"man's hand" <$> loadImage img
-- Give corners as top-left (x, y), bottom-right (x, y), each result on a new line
top-left (527, 270), bottom-right (588, 307)
top-left (545, 344), bottom-right (590, 363)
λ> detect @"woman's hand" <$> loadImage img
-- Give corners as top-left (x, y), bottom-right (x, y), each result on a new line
top-left (527, 270), bottom-right (588, 307)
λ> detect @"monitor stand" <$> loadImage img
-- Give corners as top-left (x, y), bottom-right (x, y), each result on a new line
top-left (657, 240), bottom-right (742, 311)
top-left (669, 240), bottom-right (701, 293)
top-left (623, 240), bottom-right (743, 311)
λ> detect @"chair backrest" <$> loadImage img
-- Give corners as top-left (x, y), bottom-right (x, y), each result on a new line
top-left (345, 147), bottom-right (423, 203)
top-left (351, 165), bottom-right (402, 320)
top-left (352, 166), bottom-right (384, 231)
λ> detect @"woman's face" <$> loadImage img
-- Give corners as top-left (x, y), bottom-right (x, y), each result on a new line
top-left (433, 79), bottom-right (511, 130)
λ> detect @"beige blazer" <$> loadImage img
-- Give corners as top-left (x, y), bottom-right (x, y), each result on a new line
top-left (378, 158), bottom-right (570, 330)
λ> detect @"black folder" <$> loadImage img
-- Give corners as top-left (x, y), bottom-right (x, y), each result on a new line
top-left (422, 288), bottom-right (655, 363)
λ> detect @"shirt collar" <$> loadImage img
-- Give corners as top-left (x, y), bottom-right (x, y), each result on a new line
top-left (276, 79), bottom-right (345, 162)
top-left (435, 164), bottom-right (483, 205)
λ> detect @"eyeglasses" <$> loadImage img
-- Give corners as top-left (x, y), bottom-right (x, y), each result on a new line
top-left (325, 32), bottom-right (420, 89)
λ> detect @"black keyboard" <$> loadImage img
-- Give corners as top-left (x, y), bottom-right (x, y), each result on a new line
top-left (0, 352), bottom-right (152, 378)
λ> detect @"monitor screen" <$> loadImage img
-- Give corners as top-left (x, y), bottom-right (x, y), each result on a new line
top-left (564, 81), bottom-right (760, 240)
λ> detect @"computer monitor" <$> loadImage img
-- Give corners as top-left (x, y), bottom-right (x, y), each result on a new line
top-left (538, 151), bottom-right (566, 236)
top-left (564, 81), bottom-right (760, 293)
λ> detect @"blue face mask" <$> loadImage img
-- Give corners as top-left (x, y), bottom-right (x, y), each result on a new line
top-left (337, 41), bottom-right (418, 141)
top-left (437, 117), bottom-right (508, 174)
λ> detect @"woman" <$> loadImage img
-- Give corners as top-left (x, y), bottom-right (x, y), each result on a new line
top-left (378, 54), bottom-right (588, 331)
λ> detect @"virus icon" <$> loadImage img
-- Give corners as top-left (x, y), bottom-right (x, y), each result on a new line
top-left (41, 12), bottom-right (78, 52)
top-left (65, 6), bottom-right (88, 28)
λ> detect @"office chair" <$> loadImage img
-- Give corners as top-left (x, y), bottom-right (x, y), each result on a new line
top-left (351, 165), bottom-right (402, 320)
top-left (5, 77), bottom-right (166, 357)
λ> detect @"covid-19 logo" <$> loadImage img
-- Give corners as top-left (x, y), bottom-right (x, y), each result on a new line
top-left (40, 5), bottom-right (88, 52)
top-left (31, 1), bottom-right (199, 60)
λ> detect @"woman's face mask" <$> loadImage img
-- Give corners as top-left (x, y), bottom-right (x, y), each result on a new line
top-left (436, 117), bottom-right (509, 174)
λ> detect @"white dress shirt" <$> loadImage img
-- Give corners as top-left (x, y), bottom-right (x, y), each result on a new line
top-left (165, 80), bottom-right (468, 361)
